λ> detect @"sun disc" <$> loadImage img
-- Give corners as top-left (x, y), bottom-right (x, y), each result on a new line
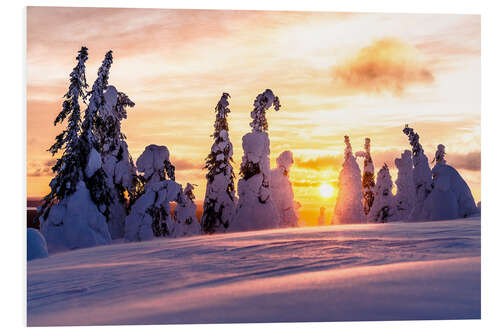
top-left (319, 184), bottom-right (334, 198)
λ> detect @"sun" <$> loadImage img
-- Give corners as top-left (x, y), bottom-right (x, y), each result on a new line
top-left (319, 183), bottom-right (334, 198)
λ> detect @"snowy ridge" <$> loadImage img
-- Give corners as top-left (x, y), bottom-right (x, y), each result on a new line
top-left (28, 217), bottom-right (480, 326)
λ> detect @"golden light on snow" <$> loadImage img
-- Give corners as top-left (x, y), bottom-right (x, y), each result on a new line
top-left (319, 183), bottom-right (335, 198)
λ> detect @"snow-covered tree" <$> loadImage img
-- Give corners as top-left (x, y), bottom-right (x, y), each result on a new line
top-left (332, 135), bottom-right (365, 224)
top-left (41, 46), bottom-right (89, 214)
top-left (423, 144), bottom-right (478, 220)
top-left (173, 183), bottom-right (202, 237)
top-left (39, 47), bottom-right (112, 252)
top-left (402, 125), bottom-right (433, 221)
top-left (394, 149), bottom-right (415, 221)
top-left (368, 164), bottom-right (396, 223)
top-left (230, 89), bottom-right (281, 231)
top-left (355, 138), bottom-right (375, 215)
top-left (124, 144), bottom-right (179, 242)
top-left (200, 93), bottom-right (236, 234)
top-left (79, 51), bottom-right (115, 219)
top-left (270, 150), bottom-right (299, 228)
top-left (95, 85), bottom-right (137, 239)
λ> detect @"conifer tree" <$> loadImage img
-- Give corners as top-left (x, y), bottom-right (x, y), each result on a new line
top-left (368, 164), bottom-right (396, 223)
top-left (79, 51), bottom-right (114, 218)
top-left (394, 150), bottom-right (415, 221)
top-left (355, 138), bottom-right (375, 215)
top-left (402, 125), bottom-right (432, 221)
top-left (94, 85), bottom-right (137, 238)
top-left (201, 92), bottom-right (236, 234)
top-left (230, 89), bottom-right (281, 231)
top-left (41, 46), bottom-right (89, 215)
top-left (332, 135), bottom-right (365, 224)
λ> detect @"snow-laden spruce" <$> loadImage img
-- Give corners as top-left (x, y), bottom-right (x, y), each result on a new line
top-left (27, 228), bottom-right (49, 261)
top-left (332, 136), bottom-right (365, 224)
top-left (39, 47), bottom-right (112, 252)
top-left (95, 85), bottom-right (137, 239)
top-left (270, 151), bottom-right (299, 228)
top-left (173, 183), bottom-right (202, 237)
top-left (368, 164), bottom-right (396, 223)
top-left (230, 89), bottom-right (281, 232)
top-left (124, 145), bottom-right (179, 242)
top-left (394, 150), bottom-right (415, 221)
top-left (403, 125), bottom-right (433, 221)
top-left (423, 145), bottom-right (478, 220)
top-left (355, 138), bottom-right (375, 215)
top-left (201, 93), bottom-right (236, 234)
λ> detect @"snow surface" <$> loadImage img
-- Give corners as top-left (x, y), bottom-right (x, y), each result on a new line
top-left (27, 228), bottom-right (49, 261)
top-left (28, 217), bottom-right (480, 326)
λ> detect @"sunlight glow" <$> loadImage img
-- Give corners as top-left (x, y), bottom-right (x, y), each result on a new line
top-left (319, 184), bottom-right (334, 198)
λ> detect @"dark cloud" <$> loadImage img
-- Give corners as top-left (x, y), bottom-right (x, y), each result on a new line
top-left (171, 159), bottom-right (203, 171)
top-left (446, 151), bottom-right (481, 171)
top-left (332, 38), bottom-right (434, 95)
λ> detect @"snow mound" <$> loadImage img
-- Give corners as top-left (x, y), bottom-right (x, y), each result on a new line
top-left (27, 228), bottom-right (49, 261)
top-left (40, 181), bottom-right (111, 253)
top-left (425, 163), bottom-right (478, 220)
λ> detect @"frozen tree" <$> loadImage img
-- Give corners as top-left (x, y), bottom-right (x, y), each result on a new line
top-left (201, 93), bottom-right (236, 234)
top-left (317, 207), bottom-right (326, 226)
top-left (124, 145), bottom-right (180, 242)
top-left (423, 144), bottom-right (478, 220)
top-left (173, 183), bottom-right (202, 237)
top-left (270, 150), bottom-right (299, 228)
top-left (403, 125), bottom-right (433, 221)
top-left (95, 85), bottom-right (137, 239)
top-left (394, 150), bottom-right (416, 221)
top-left (230, 89), bottom-right (281, 231)
top-left (41, 46), bottom-right (89, 213)
top-left (332, 136), bottom-right (365, 224)
top-left (39, 47), bottom-right (112, 252)
top-left (79, 51), bottom-right (115, 220)
top-left (368, 164), bottom-right (396, 223)
top-left (355, 138), bottom-right (375, 215)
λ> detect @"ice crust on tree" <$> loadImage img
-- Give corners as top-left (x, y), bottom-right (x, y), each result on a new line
top-left (125, 145), bottom-right (187, 242)
top-left (368, 164), bottom-right (396, 223)
top-left (27, 228), bottom-right (49, 261)
top-left (333, 136), bottom-right (365, 224)
top-left (230, 89), bottom-right (281, 232)
top-left (270, 151), bottom-right (299, 228)
top-left (201, 93), bottom-right (236, 234)
top-left (355, 138), bottom-right (375, 215)
top-left (40, 181), bottom-right (111, 253)
top-left (394, 150), bottom-right (416, 221)
top-left (173, 183), bottom-right (201, 237)
top-left (423, 145), bottom-right (478, 220)
top-left (403, 125), bottom-right (433, 221)
top-left (317, 207), bottom-right (326, 226)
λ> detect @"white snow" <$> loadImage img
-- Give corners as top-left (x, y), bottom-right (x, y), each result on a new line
top-left (40, 180), bottom-right (111, 253)
top-left (333, 136), bottom-right (365, 224)
top-left (173, 183), bottom-right (201, 237)
top-left (28, 217), bottom-right (480, 326)
top-left (27, 228), bottom-right (49, 261)
top-left (84, 148), bottom-right (102, 178)
top-left (270, 151), bottom-right (299, 228)
top-left (136, 144), bottom-right (170, 183)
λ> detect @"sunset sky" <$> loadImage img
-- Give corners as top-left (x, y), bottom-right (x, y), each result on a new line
top-left (27, 7), bottom-right (481, 224)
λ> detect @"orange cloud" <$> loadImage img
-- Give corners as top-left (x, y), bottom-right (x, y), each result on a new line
top-left (333, 38), bottom-right (434, 94)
